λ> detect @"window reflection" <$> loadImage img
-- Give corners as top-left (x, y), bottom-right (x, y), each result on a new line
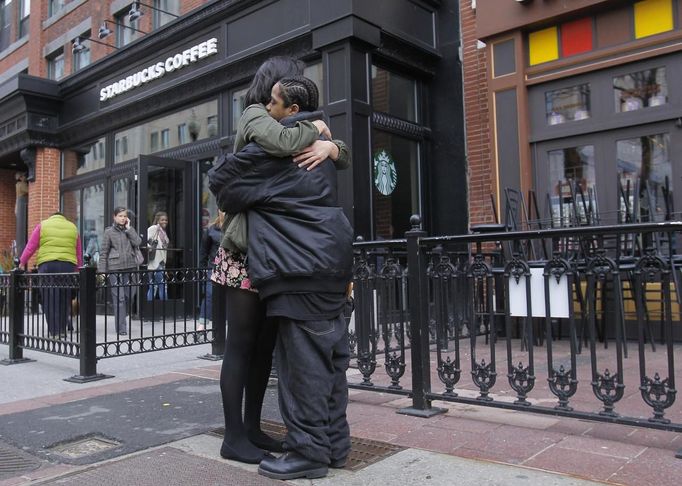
top-left (614, 67), bottom-right (667, 113)
top-left (114, 100), bottom-right (218, 163)
top-left (153, 0), bottom-right (179, 29)
top-left (199, 158), bottom-right (218, 265)
top-left (545, 84), bottom-right (590, 125)
top-left (617, 133), bottom-right (671, 222)
top-left (231, 86), bottom-right (248, 133)
top-left (82, 183), bottom-right (106, 264)
top-left (304, 62), bottom-right (324, 106)
top-left (548, 145), bottom-right (596, 226)
top-left (372, 130), bottom-right (420, 239)
top-left (62, 137), bottom-right (107, 178)
top-left (371, 66), bottom-right (417, 122)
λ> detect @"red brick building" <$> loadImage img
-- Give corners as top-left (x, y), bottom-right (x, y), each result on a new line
top-left (461, 0), bottom-right (681, 228)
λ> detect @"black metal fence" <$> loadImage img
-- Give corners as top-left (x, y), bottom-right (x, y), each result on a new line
top-left (1, 218), bottom-right (681, 457)
top-left (350, 217), bottom-right (682, 458)
top-left (0, 262), bottom-right (223, 381)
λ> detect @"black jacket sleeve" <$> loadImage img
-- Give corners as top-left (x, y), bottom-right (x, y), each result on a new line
top-left (208, 145), bottom-right (270, 214)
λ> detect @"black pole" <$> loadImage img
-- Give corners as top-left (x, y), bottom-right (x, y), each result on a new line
top-left (1, 260), bottom-right (34, 365)
top-left (199, 281), bottom-right (224, 360)
top-left (397, 215), bottom-right (446, 418)
top-left (65, 260), bottom-right (112, 382)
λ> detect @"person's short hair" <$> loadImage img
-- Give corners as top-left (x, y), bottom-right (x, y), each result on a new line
top-left (244, 56), bottom-right (305, 106)
top-left (277, 76), bottom-right (319, 112)
top-left (113, 206), bottom-right (127, 216)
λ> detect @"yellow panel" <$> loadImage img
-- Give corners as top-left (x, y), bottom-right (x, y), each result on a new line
top-left (528, 27), bottom-right (559, 66)
top-left (634, 0), bottom-right (673, 39)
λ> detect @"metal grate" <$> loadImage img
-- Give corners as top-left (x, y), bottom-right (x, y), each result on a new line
top-left (0, 443), bottom-right (42, 479)
top-left (47, 436), bottom-right (121, 459)
top-left (212, 420), bottom-right (404, 472)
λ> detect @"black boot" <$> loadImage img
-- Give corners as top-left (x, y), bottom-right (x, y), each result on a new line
top-left (258, 451), bottom-right (328, 480)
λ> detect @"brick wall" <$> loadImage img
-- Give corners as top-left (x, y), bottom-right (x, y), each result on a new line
top-left (0, 170), bottom-right (17, 253)
top-left (460, 2), bottom-right (494, 227)
top-left (25, 148), bottom-right (62, 266)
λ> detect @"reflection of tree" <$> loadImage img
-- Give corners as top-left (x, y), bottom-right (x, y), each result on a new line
top-left (614, 68), bottom-right (664, 110)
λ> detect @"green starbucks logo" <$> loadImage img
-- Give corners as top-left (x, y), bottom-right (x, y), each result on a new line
top-left (373, 149), bottom-right (397, 196)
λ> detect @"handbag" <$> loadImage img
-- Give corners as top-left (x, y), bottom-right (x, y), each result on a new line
top-left (222, 212), bottom-right (248, 253)
top-left (135, 247), bottom-right (145, 265)
top-left (148, 227), bottom-right (160, 261)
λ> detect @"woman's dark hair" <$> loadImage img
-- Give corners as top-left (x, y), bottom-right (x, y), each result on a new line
top-left (277, 76), bottom-right (319, 112)
top-left (113, 206), bottom-right (127, 216)
top-left (244, 56), bottom-right (305, 106)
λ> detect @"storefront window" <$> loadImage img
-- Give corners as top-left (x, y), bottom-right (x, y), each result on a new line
top-left (199, 158), bottom-right (218, 264)
top-left (62, 137), bottom-right (107, 178)
top-left (617, 133), bottom-right (671, 222)
top-left (304, 62), bottom-right (324, 106)
top-left (372, 130), bottom-right (420, 239)
top-left (82, 183), bottom-right (105, 264)
top-left (114, 100), bottom-right (218, 163)
top-left (614, 67), bottom-right (667, 113)
top-left (231, 86), bottom-right (248, 133)
top-left (548, 145), bottom-right (596, 226)
top-left (371, 66), bottom-right (417, 122)
top-left (545, 84), bottom-right (590, 125)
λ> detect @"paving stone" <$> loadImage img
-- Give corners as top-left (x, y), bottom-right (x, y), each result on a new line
top-left (522, 446), bottom-right (629, 481)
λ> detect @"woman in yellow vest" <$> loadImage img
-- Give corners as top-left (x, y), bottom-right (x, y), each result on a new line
top-left (20, 212), bottom-right (83, 338)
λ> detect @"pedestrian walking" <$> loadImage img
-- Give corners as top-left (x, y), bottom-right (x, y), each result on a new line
top-left (20, 212), bottom-right (83, 337)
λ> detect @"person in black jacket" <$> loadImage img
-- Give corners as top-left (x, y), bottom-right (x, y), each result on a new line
top-left (211, 76), bottom-right (353, 480)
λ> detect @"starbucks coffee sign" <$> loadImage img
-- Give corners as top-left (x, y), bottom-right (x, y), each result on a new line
top-left (100, 38), bottom-right (218, 102)
top-left (373, 149), bottom-right (398, 196)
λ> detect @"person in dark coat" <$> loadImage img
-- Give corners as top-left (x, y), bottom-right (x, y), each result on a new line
top-left (98, 207), bottom-right (142, 335)
top-left (211, 76), bottom-right (353, 481)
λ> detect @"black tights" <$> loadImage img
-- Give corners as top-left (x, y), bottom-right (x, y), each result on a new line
top-left (220, 286), bottom-right (279, 460)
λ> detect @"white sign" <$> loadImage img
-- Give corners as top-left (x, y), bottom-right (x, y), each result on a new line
top-left (100, 37), bottom-right (218, 102)
top-left (508, 267), bottom-right (570, 318)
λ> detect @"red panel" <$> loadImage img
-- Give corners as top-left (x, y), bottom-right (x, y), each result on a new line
top-left (561, 18), bottom-right (593, 57)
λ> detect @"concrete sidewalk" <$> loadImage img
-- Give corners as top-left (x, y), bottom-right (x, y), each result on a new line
top-left (0, 346), bottom-right (679, 485)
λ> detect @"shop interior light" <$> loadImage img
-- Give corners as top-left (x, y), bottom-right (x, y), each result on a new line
top-left (128, 1), bottom-right (180, 23)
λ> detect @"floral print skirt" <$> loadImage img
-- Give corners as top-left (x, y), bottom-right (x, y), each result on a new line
top-left (210, 247), bottom-right (256, 292)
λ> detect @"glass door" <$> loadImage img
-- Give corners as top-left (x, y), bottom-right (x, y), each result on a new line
top-left (138, 155), bottom-right (194, 318)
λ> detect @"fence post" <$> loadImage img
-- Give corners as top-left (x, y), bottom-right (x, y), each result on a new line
top-left (1, 260), bottom-right (34, 365)
top-left (200, 281), bottom-right (224, 360)
top-left (65, 262), bottom-right (111, 382)
top-left (397, 215), bottom-right (446, 417)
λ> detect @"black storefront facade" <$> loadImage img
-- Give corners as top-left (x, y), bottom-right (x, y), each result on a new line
top-left (1, 0), bottom-right (466, 276)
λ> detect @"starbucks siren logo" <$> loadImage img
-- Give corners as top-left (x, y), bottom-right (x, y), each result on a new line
top-left (373, 149), bottom-right (397, 196)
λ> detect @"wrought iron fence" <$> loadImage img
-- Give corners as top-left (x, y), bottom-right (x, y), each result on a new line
top-left (0, 263), bottom-right (223, 381)
top-left (350, 217), bottom-right (682, 458)
top-left (0, 273), bottom-right (9, 345)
